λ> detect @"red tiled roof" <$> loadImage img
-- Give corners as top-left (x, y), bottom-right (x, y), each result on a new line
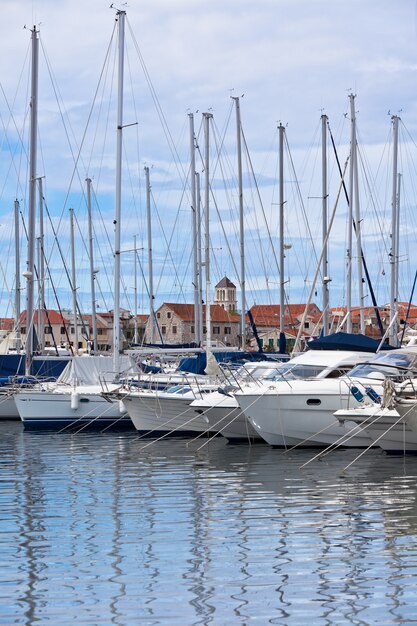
top-left (249, 304), bottom-right (320, 327)
top-left (162, 303), bottom-right (239, 323)
top-left (19, 309), bottom-right (70, 325)
top-left (0, 318), bottom-right (15, 331)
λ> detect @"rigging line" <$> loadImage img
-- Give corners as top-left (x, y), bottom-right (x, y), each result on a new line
top-left (127, 19), bottom-right (188, 185)
top-left (356, 131), bottom-right (391, 257)
top-left (151, 190), bottom-right (190, 304)
top-left (42, 199), bottom-right (89, 340)
top-left (20, 210), bottom-right (73, 354)
top-left (327, 120), bottom-right (384, 336)
top-left (152, 159), bottom-right (191, 300)
top-left (284, 132), bottom-right (321, 284)
top-left (240, 127), bottom-right (280, 280)
top-left (41, 21), bottom-right (117, 268)
top-left (0, 84), bottom-right (29, 201)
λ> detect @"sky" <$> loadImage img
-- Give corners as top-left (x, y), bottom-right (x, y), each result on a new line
top-left (1, 0), bottom-right (417, 321)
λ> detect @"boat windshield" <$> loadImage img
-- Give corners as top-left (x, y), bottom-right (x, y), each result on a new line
top-left (347, 352), bottom-right (417, 381)
top-left (264, 363), bottom-right (327, 381)
top-left (236, 365), bottom-right (284, 381)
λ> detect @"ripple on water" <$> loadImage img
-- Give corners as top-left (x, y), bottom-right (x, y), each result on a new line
top-left (1, 423), bottom-right (417, 624)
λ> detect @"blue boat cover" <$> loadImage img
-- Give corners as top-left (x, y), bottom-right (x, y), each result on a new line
top-left (307, 332), bottom-right (393, 353)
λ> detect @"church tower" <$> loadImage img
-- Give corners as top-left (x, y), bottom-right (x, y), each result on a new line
top-left (214, 277), bottom-right (237, 312)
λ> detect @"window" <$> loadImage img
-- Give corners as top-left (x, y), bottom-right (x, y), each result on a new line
top-left (167, 312), bottom-right (171, 319)
top-left (191, 326), bottom-right (195, 334)
top-left (172, 326), bottom-right (177, 334)
top-left (213, 326), bottom-right (220, 334)
top-left (268, 338), bottom-right (274, 348)
top-left (70, 326), bottom-right (75, 334)
top-left (157, 312), bottom-right (161, 319)
top-left (224, 326), bottom-right (231, 335)
top-left (60, 326), bottom-right (66, 334)
top-left (21, 327), bottom-right (26, 335)
top-left (161, 326), bottom-right (166, 335)
top-left (304, 321), bottom-right (310, 329)
top-left (98, 328), bottom-right (105, 336)
top-left (203, 326), bottom-right (207, 334)
top-left (45, 326), bottom-right (52, 334)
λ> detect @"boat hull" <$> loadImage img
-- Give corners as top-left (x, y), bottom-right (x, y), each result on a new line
top-left (123, 393), bottom-right (211, 436)
top-left (15, 391), bottom-right (133, 431)
top-left (191, 396), bottom-right (260, 442)
top-left (236, 389), bottom-right (371, 447)
top-left (336, 405), bottom-right (417, 453)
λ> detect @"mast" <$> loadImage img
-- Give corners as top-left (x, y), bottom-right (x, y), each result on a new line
top-left (86, 177), bottom-right (97, 353)
top-left (113, 9), bottom-right (125, 375)
top-left (133, 234), bottom-right (138, 345)
top-left (196, 171), bottom-right (203, 344)
top-left (145, 166), bottom-right (154, 344)
top-left (352, 102), bottom-right (365, 334)
top-left (14, 200), bottom-right (21, 353)
top-left (233, 96), bottom-right (246, 347)
top-left (389, 115), bottom-right (400, 346)
top-left (37, 177), bottom-right (45, 351)
top-left (346, 94), bottom-right (355, 334)
top-left (278, 123), bottom-right (286, 353)
top-left (25, 25), bottom-right (39, 374)
top-left (189, 113), bottom-right (200, 345)
top-left (321, 114), bottom-right (330, 336)
top-left (203, 112), bottom-right (213, 351)
top-left (69, 208), bottom-right (79, 354)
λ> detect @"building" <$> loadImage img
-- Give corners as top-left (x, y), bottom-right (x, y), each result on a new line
top-left (247, 303), bottom-right (322, 351)
top-left (214, 277), bottom-right (238, 312)
top-left (145, 302), bottom-right (240, 347)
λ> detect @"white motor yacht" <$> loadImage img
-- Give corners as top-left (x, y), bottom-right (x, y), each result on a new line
top-left (189, 351), bottom-right (355, 442)
top-left (235, 347), bottom-right (417, 448)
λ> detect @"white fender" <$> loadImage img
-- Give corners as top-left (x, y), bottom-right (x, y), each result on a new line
top-left (71, 392), bottom-right (79, 410)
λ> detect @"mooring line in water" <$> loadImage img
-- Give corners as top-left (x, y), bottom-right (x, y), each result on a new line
top-left (341, 403), bottom-right (417, 472)
top-left (298, 407), bottom-right (391, 468)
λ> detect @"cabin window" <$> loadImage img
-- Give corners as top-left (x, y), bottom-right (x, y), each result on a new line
top-left (306, 398), bottom-right (321, 406)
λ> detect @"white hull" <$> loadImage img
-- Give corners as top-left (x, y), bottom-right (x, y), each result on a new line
top-left (191, 394), bottom-right (260, 441)
top-left (237, 387), bottom-right (371, 447)
top-left (0, 391), bottom-right (19, 419)
top-left (336, 405), bottom-right (417, 452)
top-left (123, 393), bottom-right (211, 435)
top-left (15, 387), bottom-right (130, 430)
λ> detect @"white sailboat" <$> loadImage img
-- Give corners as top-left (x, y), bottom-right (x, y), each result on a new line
top-left (14, 11), bottom-right (134, 431)
top-left (14, 355), bottom-right (136, 430)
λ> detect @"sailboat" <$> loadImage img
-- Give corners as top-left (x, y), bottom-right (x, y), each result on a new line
top-left (14, 11), bottom-right (138, 431)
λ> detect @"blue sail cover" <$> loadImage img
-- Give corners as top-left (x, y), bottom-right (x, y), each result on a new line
top-left (307, 332), bottom-right (393, 353)
top-left (0, 354), bottom-right (69, 378)
top-left (177, 351), bottom-right (284, 375)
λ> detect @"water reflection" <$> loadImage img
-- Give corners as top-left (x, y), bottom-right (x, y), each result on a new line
top-left (1, 422), bottom-right (417, 624)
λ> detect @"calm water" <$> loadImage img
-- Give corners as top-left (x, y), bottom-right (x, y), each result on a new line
top-left (2, 422), bottom-right (417, 625)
